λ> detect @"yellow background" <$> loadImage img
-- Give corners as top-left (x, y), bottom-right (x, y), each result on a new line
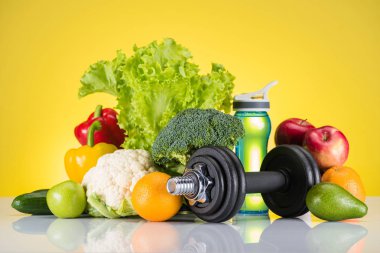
top-left (0, 0), bottom-right (379, 196)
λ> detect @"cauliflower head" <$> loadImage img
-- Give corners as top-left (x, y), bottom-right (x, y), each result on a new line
top-left (82, 149), bottom-right (156, 218)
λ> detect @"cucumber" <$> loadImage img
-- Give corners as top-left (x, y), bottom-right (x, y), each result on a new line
top-left (12, 189), bottom-right (53, 215)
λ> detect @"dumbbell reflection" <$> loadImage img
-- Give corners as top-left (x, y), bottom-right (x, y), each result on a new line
top-left (182, 219), bottom-right (368, 253)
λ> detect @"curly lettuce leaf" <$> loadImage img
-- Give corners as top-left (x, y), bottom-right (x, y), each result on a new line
top-left (79, 38), bottom-right (235, 152)
top-left (79, 51), bottom-right (126, 98)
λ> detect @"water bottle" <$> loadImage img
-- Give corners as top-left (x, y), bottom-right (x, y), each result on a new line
top-left (234, 81), bottom-right (278, 215)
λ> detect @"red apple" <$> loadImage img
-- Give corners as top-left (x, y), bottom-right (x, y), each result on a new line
top-left (275, 118), bottom-right (315, 146)
top-left (303, 126), bottom-right (349, 171)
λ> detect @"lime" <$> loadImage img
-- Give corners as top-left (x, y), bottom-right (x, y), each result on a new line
top-left (47, 180), bottom-right (86, 218)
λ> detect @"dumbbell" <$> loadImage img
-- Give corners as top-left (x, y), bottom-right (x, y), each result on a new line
top-left (167, 145), bottom-right (320, 222)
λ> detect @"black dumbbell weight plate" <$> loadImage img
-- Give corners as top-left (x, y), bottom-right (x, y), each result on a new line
top-left (286, 145), bottom-right (320, 216)
top-left (217, 146), bottom-right (246, 221)
top-left (187, 147), bottom-right (245, 222)
top-left (292, 145), bottom-right (321, 186)
top-left (261, 145), bottom-right (319, 217)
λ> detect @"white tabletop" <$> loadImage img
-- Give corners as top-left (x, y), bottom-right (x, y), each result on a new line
top-left (0, 197), bottom-right (379, 253)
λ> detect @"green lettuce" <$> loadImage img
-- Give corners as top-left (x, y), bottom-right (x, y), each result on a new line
top-left (79, 38), bottom-right (235, 151)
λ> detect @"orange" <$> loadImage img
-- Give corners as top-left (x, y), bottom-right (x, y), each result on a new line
top-left (131, 172), bottom-right (182, 221)
top-left (322, 166), bottom-right (366, 202)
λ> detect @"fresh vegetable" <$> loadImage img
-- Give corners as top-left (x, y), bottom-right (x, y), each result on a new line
top-left (47, 180), bottom-right (87, 218)
top-left (79, 38), bottom-right (235, 151)
top-left (11, 189), bottom-right (52, 215)
top-left (82, 149), bottom-right (156, 218)
top-left (75, 105), bottom-right (125, 148)
top-left (306, 182), bottom-right (368, 221)
top-left (152, 108), bottom-right (244, 171)
top-left (131, 172), bottom-right (182, 222)
top-left (65, 121), bottom-right (117, 183)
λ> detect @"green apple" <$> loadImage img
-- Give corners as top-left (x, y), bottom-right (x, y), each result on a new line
top-left (47, 180), bottom-right (86, 218)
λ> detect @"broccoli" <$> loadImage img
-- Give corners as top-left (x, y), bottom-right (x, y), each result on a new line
top-left (152, 108), bottom-right (244, 171)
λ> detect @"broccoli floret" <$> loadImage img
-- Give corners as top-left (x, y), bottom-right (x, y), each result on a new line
top-left (152, 108), bottom-right (244, 170)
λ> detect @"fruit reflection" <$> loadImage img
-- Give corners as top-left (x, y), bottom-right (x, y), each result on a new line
top-left (131, 222), bottom-right (180, 253)
top-left (306, 221), bottom-right (367, 253)
top-left (47, 218), bottom-right (86, 251)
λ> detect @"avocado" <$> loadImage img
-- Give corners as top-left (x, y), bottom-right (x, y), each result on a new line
top-left (306, 182), bottom-right (368, 221)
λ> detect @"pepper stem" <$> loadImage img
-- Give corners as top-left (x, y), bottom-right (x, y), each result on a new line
top-left (94, 105), bottom-right (103, 118)
top-left (87, 121), bottom-right (102, 147)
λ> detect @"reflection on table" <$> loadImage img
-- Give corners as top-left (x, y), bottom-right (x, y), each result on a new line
top-left (12, 213), bottom-right (367, 253)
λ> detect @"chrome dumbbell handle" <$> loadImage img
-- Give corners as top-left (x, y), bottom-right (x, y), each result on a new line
top-left (168, 170), bottom-right (288, 204)
top-left (167, 163), bottom-right (212, 206)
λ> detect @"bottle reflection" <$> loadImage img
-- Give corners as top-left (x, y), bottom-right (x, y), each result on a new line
top-left (233, 215), bottom-right (271, 243)
top-left (12, 215), bottom-right (367, 253)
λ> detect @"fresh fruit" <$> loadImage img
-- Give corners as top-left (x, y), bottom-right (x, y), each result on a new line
top-left (275, 118), bottom-right (315, 146)
top-left (47, 180), bottom-right (86, 218)
top-left (306, 182), bottom-right (367, 221)
top-left (303, 126), bottom-right (349, 171)
top-left (322, 166), bottom-right (366, 202)
top-left (11, 189), bottom-right (52, 215)
top-left (131, 172), bottom-right (182, 222)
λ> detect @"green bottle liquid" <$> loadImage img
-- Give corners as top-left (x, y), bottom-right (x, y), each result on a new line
top-left (234, 81), bottom-right (278, 215)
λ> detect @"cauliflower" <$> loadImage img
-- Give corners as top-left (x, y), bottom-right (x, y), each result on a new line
top-left (82, 149), bottom-right (156, 218)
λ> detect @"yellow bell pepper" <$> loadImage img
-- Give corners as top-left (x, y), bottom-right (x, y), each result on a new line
top-left (65, 121), bottom-right (117, 183)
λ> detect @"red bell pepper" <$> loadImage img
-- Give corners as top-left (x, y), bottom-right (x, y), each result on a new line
top-left (75, 105), bottom-right (126, 148)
